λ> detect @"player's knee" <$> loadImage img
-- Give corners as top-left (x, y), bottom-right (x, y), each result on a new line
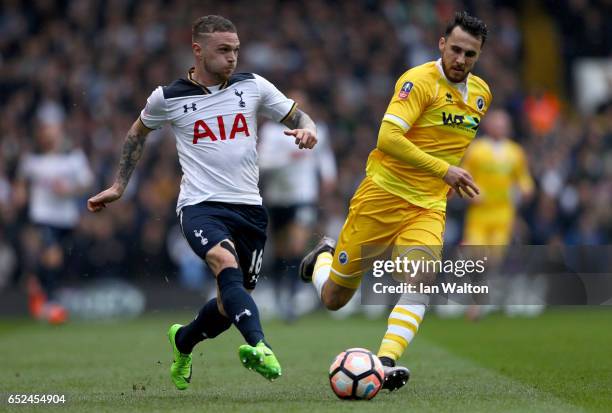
top-left (208, 253), bottom-right (238, 275)
top-left (321, 296), bottom-right (347, 311)
top-left (321, 284), bottom-right (354, 311)
top-left (206, 242), bottom-right (239, 276)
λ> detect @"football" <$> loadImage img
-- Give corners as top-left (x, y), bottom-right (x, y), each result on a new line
top-left (328, 347), bottom-right (385, 400)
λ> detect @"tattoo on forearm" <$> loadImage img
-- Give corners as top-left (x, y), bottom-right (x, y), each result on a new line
top-left (116, 127), bottom-right (146, 189)
top-left (283, 109), bottom-right (316, 132)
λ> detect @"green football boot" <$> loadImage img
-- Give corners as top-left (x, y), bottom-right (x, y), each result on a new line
top-left (238, 340), bottom-right (282, 381)
top-left (168, 324), bottom-right (192, 390)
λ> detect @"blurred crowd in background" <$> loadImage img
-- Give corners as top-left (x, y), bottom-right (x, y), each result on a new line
top-left (0, 0), bottom-right (610, 295)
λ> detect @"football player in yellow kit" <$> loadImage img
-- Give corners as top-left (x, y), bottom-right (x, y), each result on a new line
top-left (461, 109), bottom-right (534, 320)
top-left (462, 109), bottom-right (534, 246)
top-left (299, 11), bottom-right (491, 391)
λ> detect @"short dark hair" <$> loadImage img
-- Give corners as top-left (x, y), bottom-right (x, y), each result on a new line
top-left (445, 11), bottom-right (488, 46)
top-left (192, 15), bottom-right (236, 41)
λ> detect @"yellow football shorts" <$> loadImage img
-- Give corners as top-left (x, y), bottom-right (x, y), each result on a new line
top-left (463, 205), bottom-right (514, 246)
top-left (329, 177), bottom-right (445, 289)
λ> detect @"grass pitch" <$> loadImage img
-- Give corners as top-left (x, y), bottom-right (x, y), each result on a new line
top-left (1, 308), bottom-right (611, 412)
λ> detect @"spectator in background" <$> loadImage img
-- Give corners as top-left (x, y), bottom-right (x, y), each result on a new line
top-left (0, 162), bottom-right (17, 291)
top-left (523, 87), bottom-right (561, 137)
top-left (258, 90), bottom-right (337, 321)
top-left (13, 111), bottom-right (93, 324)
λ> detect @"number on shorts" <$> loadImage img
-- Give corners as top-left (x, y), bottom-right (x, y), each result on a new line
top-left (248, 249), bottom-right (264, 276)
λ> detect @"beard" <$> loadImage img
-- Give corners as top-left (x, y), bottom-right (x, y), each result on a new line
top-left (203, 59), bottom-right (235, 83)
top-left (442, 60), bottom-right (469, 83)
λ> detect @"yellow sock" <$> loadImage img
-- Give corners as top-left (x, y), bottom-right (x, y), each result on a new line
top-left (378, 304), bottom-right (425, 361)
top-left (312, 252), bottom-right (333, 299)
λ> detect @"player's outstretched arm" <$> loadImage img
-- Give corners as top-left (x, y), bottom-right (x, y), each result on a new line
top-left (377, 120), bottom-right (479, 198)
top-left (87, 118), bottom-right (152, 212)
top-left (282, 109), bottom-right (317, 149)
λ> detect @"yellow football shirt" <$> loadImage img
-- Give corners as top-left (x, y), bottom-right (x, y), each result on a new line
top-left (462, 137), bottom-right (534, 215)
top-left (366, 59), bottom-right (492, 211)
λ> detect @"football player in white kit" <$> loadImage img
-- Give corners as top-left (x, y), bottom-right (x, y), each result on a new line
top-left (258, 90), bottom-right (337, 321)
top-left (87, 15), bottom-right (318, 387)
top-left (15, 118), bottom-right (93, 324)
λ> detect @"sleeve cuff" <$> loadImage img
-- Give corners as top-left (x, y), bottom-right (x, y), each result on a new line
top-left (383, 113), bottom-right (411, 132)
top-left (279, 101), bottom-right (297, 123)
top-left (138, 116), bottom-right (157, 131)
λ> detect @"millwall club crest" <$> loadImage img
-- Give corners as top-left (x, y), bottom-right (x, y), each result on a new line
top-left (338, 251), bottom-right (349, 265)
top-left (476, 96), bottom-right (485, 110)
top-left (398, 81), bottom-right (414, 99)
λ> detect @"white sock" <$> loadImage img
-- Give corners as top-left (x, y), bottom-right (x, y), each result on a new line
top-left (312, 252), bottom-right (333, 299)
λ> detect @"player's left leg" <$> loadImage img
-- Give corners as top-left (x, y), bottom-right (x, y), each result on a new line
top-left (377, 208), bottom-right (445, 392)
top-left (218, 205), bottom-right (282, 380)
top-left (300, 177), bottom-right (403, 310)
top-left (300, 235), bottom-right (359, 310)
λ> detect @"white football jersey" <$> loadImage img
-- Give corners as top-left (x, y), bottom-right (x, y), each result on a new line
top-left (19, 149), bottom-right (93, 228)
top-left (258, 120), bottom-right (337, 205)
top-left (140, 71), bottom-right (295, 214)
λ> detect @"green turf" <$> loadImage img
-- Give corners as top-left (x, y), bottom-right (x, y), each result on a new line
top-left (1, 308), bottom-right (611, 412)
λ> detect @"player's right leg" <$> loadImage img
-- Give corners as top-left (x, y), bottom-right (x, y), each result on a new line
top-left (169, 296), bottom-right (232, 390)
top-left (378, 209), bottom-right (445, 392)
top-left (167, 205), bottom-right (239, 389)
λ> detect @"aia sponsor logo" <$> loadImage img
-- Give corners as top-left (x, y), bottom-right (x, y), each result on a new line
top-left (192, 114), bottom-right (250, 143)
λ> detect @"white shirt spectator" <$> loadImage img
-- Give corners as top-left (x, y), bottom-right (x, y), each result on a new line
top-left (19, 149), bottom-right (93, 228)
top-left (258, 121), bottom-right (336, 206)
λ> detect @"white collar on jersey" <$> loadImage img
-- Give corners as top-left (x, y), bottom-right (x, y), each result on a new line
top-left (436, 58), bottom-right (469, 103)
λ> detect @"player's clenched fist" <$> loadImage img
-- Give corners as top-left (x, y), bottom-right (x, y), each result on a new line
top-left (443, 165), bottom-right (480, 198)
top-left (284, 129), bottom-right (317, 149)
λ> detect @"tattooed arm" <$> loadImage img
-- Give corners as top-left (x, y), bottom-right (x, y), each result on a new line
top-left (281, 108), bottom-right (318, 149)
top-left (87, 118), bottom-right (152, 212)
